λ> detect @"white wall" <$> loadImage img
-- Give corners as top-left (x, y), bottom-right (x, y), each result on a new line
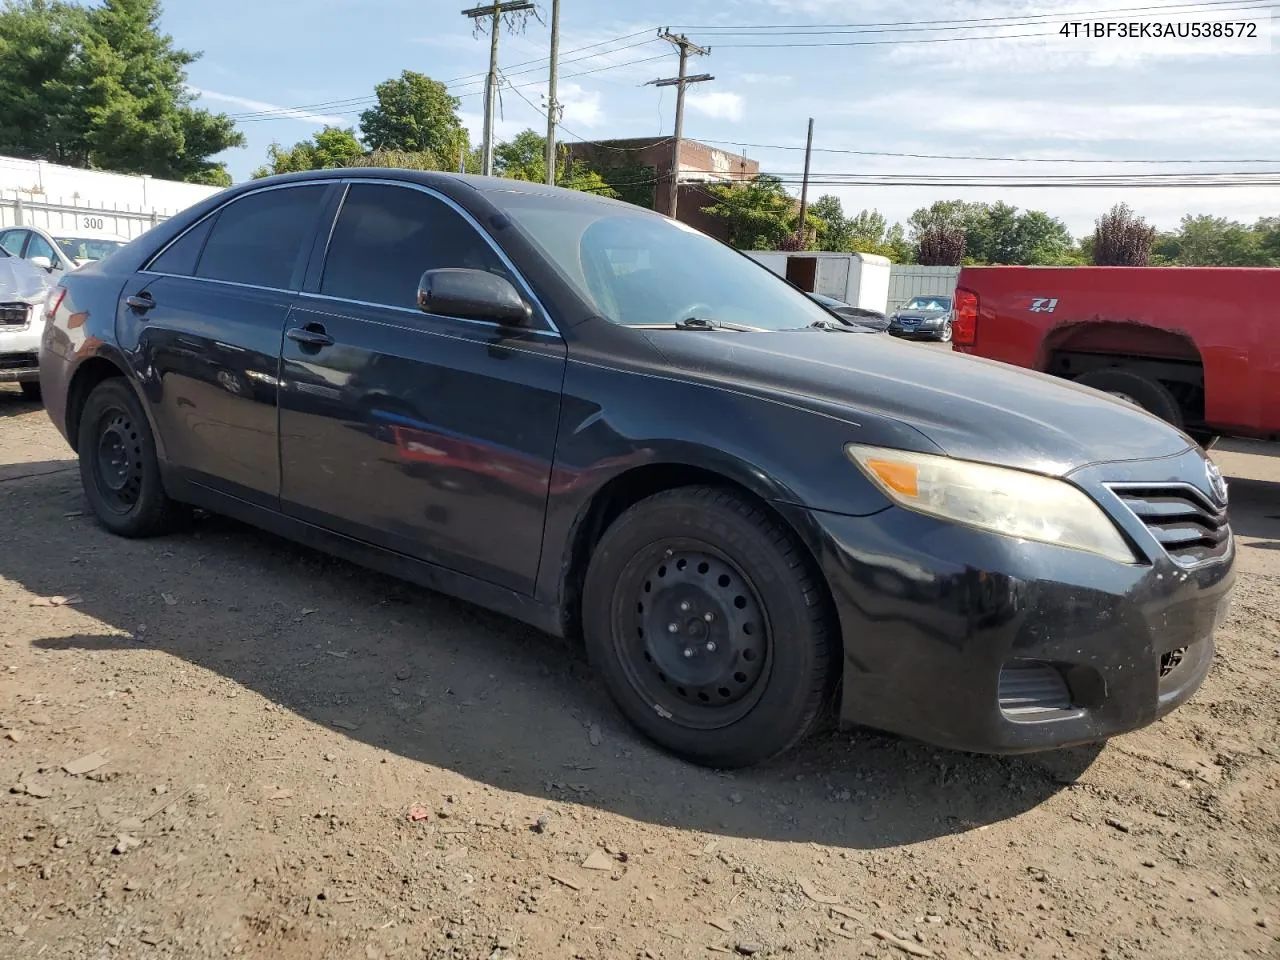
top-left (0, 155), bottom-right (224, 240)
top-left (887, 265), bottom-right (961, 313)
top-left (0, 155), bottom-right (222, 213)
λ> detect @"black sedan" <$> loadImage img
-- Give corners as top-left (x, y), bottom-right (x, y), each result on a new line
top-left (38, 170), bottom-right (1234, 768)
top-left (889, 294), bottom-right (955, 341)
top-left (808, 292), bottom-right (890, 332)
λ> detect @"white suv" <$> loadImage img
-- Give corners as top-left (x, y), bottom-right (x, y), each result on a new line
top-left (0, 224), bottom-right (128, 274)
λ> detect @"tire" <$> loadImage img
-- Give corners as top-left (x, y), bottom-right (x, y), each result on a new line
top-left (1073, 368), bottom-right (1184, 429)
top-left (581, 486), bottom-right (834, 768)
top-left (937, 320), bottom-right (953, 343)
top-left (77, 378), bottom-right (183, 538)
top-left (19, 381), bottom-right (41, 401)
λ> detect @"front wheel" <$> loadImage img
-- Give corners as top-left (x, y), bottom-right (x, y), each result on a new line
top-left (77, 378), bottom-right (184, 538)
top-left (581, 486), bottom-right (834, 768)
top-left (937, 320), bottom-right (953, 343)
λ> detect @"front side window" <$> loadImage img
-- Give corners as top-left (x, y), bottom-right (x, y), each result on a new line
top-left (197, 185), bottom-right (328, 290)
top-left (0, 231), bottom-right (25, 257)
top-left (25, 233), bottom-right (56, 264)
top-left (321, 183), bottom-right (507, 310)
top-left (492, 189), bottom-right (837, 331)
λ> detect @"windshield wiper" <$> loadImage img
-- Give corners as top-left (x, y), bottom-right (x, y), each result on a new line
top-left (674, 316), bottom-right (764, 332)
top-left (804, 319), bottom-right (861, 332)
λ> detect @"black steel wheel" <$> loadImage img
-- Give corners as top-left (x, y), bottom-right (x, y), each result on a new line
top-left (618, 545), bottom-right (772, 730)
top-left (77, 378), bottom-right (183, 538)
top-left (582, 486), bottom-right (835, 768)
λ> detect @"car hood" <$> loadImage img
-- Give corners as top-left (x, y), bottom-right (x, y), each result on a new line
top-left (0, 258), bottom-right (53, 303)
top-left (641, 329), bottom-right (1192, 476)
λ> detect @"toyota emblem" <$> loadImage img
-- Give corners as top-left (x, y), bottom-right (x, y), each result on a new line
top-left (1205, 460), bottom-right (1228, 506)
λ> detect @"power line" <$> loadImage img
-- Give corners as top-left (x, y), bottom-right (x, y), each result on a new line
top-left (697, 139), bottom-right (1280, 165)
top-left (224, 31), bottom-right (659, 120)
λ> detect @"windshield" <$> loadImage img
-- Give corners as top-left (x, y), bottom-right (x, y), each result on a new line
top-left (54, 236), bottom-right (125, 262)
top-left (903, 296), bottom-right (952, 312)
top-left (493, 190), bottom-right (837, 331)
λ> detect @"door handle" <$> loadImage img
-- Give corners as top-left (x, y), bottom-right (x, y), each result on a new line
top-left (125, 292), bottom-right (155, 312)
top-left (286, 323), bottom-right (334, 348)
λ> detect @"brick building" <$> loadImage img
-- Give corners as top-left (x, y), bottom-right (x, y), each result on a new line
top-left (565, 137), bottom-right (759, 241)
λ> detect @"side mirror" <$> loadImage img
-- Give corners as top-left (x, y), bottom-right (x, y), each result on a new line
top-left (417, 268), bottom-right (531, 326)
top-left (30, 255), bottom-right (54, 271)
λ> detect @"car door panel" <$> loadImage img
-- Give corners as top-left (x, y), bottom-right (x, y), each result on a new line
top-left (277, 181), bottom-right (566, 596)
top-left (117, 275), bottom-right (294, 505)
top-left (280, 302), bottom-right (565, 592)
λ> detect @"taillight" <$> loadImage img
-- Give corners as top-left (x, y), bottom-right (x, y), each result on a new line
top-left (44, 285), bottom-right (68, 324)
top-left (953, 286), bottom-right (978, 347)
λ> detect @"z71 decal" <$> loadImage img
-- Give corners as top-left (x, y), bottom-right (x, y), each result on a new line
top-left (1029, 297), bottom-right (1059, 313)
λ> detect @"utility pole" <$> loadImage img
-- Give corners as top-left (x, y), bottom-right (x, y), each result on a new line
top-left (544, 0), bottom-right (561, 186)
top-left (648, 30), bottom-right (711, 219)
top-left (797, 117), bottom-right (815, 244)
top-left (463, 1), bottom-right (535, 177)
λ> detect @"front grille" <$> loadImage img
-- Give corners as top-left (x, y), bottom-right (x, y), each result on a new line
top-left (1108, 484), bottom-right (1230, 565)
top-left (0, 302), bottom-right (30, 328)
top-left (998, 660), bottom-right (1075, 721)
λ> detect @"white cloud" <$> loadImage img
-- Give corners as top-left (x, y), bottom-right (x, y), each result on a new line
top-left (190, 87), bottom-right (349, 126)
top-left (559, 82), bottom-right (604, 127)
top-left (688, 91), bottom-right (745, 122)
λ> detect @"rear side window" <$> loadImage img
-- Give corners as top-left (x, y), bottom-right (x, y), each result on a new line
top-left (320, 183), bottom-right (506, 310)
top-left (197, 185), bottom-right (328, 290)
top-left (147, 216), bottom-right (215, 276)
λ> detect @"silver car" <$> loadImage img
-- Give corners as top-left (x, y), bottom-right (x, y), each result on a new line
top-left (0, 247), bottom-right (56, 400)
top-left (0, 224), bottom-right (128, 274)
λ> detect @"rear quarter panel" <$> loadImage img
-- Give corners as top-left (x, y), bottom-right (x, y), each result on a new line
top-left (957, 266), bottom-right (1280, 434)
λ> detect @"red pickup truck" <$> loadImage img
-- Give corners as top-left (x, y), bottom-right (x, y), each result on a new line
top-left (951, 266), bottom-right (1280, 445)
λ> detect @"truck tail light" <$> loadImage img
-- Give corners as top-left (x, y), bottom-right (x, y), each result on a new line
top-left (954, 286), bottom-right (978, 347)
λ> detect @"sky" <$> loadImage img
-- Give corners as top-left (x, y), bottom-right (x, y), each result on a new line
top-left (166, 0), bottom-right (1280, 237)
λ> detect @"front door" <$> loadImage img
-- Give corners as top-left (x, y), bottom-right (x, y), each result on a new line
top-left (278, 181), bottom-right (567, 595)
top-left (116, 182), bottom-right (336, 506)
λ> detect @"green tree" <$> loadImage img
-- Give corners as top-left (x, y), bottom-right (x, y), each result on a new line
top-left (253, 126), bottom-right (365, 178)
top-left (0, 0), bottom-right (89, 166)
top-left (346, 147), bottom-right (444, 172)
top-left (1163, 214), bottom-right (1268, 266)
top-left (490, 128), bottom-right (617, 197)
top-left (0, 0), bottom-right (243, 183)
top-left (359, 71), bottom-right (467, 161)
top-left (704, 175), bottom-right (801, 250)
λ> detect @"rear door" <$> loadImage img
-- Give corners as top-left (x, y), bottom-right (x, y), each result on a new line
top-left (277, 180), bottom-right (567, 595)
top-left (117, 182), bottom-right (338, 507)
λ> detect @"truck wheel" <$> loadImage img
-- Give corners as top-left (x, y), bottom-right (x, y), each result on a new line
top-left (1073, 369), bottom-right (1184, 429)
top-left (581, 486), bottom-right (834, 769)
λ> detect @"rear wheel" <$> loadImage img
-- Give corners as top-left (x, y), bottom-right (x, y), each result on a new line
top-left (18, 381), bottom-right (41, 401)
top-left (581, 486), bottom-right (834, 768)
top-left (1073, 368), bottom-right (1184, 429)
top-left (77, 379), bottom-right (183, 538)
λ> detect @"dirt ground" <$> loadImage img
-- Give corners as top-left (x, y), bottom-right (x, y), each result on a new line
top-left (1, 378), bottom-right (1277, 960)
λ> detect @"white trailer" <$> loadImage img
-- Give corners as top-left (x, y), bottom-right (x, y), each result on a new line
top-left (744, 251), bottom-right (892, 314)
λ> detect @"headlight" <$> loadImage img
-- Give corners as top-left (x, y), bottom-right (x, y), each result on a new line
top-left (846, 444), bottom-right (1136, 563)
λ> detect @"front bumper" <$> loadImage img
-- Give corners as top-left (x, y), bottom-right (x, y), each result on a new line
top-left (780, 455), bottom-right (1235, 754)
top-left (0, 310), bottom-right (44, 382)
top-left (889, 319), bottom-right (947, 339)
